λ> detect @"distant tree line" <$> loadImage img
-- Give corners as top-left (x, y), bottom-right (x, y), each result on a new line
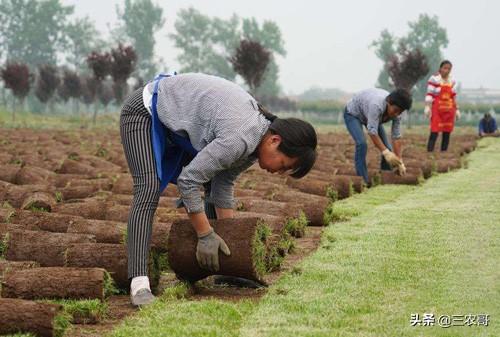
top-left (0, 0), bottom-right (291, 119)
top-left (1, 44), bottom-right (137, 123)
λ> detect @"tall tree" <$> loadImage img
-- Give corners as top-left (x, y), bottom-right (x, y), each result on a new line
top-left (65, 17), bottom-right (103, 71)
top-left (115, 0), bottom-right (165, 80)
top-left (58, 69), bottom-right (81, 114)
top-left (230, 39), bottom-right (271, 95)
top-left (241, 18), bottom-right (286, 97)
top-left (0, 0), bottom-right (74, 67)
top-left (170, 8), bottom-right (237, 78)
top-left (98, 80), bottom-right (114, 115)
top-left (87, 50), bottom-right (112, 123)
top-left (0, 62), bottom-right (32, 120)
top-left (387, 45), bottom-right (429, 91)
top-left (110, 44), bottom-right (137, 103)
top-left (170, 8), bottom-right (285, 95)
top-left (35, 64), bottom-right (60, 112)
top-left (371, 29), bottom-right (397, 90)
top-left (87, 51), bottom-right (112, 82)
top-left (372, 14), bottom-right (448, 98)
top-left (80, 75), bottom-right (98, 111)
top-left (400, 14), bottom-right (448, 98)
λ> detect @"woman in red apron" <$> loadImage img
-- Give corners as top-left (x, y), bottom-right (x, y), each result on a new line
top-left (424, 60), bottom-right (461, 152)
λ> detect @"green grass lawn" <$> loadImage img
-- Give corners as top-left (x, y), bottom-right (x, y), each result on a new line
top-left (0, 107), bottom-right (120, 129)
top-left (109, 138), bottom-right (499, 337)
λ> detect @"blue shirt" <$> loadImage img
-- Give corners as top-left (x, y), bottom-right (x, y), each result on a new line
top-left (479, 118), bottom-right (497, 134)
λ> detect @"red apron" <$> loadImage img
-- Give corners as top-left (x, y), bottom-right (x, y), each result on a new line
top-left (430, 83), bottom-right (456, 132)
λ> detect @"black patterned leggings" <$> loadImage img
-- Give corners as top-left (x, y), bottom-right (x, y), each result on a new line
top-left (120, 89), bottom-right (217, 279)
top-left (120, 88), bottom-right (161, 279)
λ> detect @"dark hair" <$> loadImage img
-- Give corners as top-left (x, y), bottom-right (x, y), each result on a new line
top-left (440, 60), bottom-right (452, 69)
top-left (258, 103), bottom-right (317, 178)
top-left (387, 89), bottom-right (412, 111)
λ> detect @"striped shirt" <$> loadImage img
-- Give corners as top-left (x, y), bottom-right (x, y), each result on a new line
top-left (425, 73), bottom-right (457, 104)
top-left (143, 73), bottom-right (271, 213)
top-left (346, 88), bottom-right (402, 139)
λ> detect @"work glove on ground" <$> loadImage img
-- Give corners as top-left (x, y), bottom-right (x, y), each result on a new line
top-left (382, 149), bottom-right (403, 168)
top-left (196, 228), bottom-right (231, 272)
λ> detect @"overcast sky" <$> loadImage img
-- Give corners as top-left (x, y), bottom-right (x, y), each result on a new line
top-left (64, 0), bottom-right (499, 94)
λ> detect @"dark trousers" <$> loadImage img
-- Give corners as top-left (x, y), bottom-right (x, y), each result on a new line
top-left (427, 132), bottom-right (451, 152)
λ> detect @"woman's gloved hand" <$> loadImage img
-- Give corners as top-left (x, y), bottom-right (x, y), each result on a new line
top-left (196, 228), bottom-right (231, 272)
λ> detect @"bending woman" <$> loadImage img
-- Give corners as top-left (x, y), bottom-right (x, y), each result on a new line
top-left (424, 60), bottom-right (461, 152)
top-left (120, 73), bottom-right (317, 306)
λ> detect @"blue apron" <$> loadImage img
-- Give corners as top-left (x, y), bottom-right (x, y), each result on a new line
top-left (150, 73), bottom-right (198, 192)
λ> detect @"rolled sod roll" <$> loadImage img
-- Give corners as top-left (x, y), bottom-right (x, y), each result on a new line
top-left (15, 165), bottom-right (55, 185)
top-left (56, 158), bottom-right (98, 176)
top-left (380, 171), bottom-right (422, 185)
top-left (237, 197), bottom-right (329, 227)
top-left (64, 243), bottom-right (128, 290)
top-left (150, 222), bottom-right (173, 252)
top-left (52, 173), bottom-right (88, 187)
top-left (1, 267), bottom-right (114, 300)
top-left (52, 199), bottom-right (108, 220)
top-left (348, 176), bottom-right (366, 193)
top-left (234, 188), bottom-right (267, 198)
top-left (64, 243), bottom-right (164, 291)
top-left (286, 176), bottom-right (354, 200)
top-left (404, 159), bottom-right (434, 179)
top-left (266, 189), bottom-right (328, 203)
top-left (0, 164), bottom-right (20, 183)
top-left (168, 217), bottom-right (285, 284)
top-left (404, 167), bottom-right (424, 178)
top-left (9, 209), bottom-right (84, 233)
top-left (20, 191), bottom-right (57, 211)
top-left (435, 158), bottom-right (462, 173)
top-left (234, 211), bottom-right (305, 239)
top-left (0, 298), bottom-right (64, 337)
top-left (62, 177), bottom-right (114, 191)
top-left (107, 193), bottom-right (180, 207)
top-left (4, 230), bottom-right (96, 266)
top-left (0, 260), bottom-right (39, 281)
top-left (3, 183), bottom-right (54, 208)
top-left (333, 164), bottom-right (357, 176)
top-left (60, 184), bottom-right (101, 200)
top-left (67, 218), bottom-right (126, 244)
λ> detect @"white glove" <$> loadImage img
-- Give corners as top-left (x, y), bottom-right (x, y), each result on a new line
top-left (456, 109), bottom-right (461, 120)
top-left (394, 162), bottom-right (406, 176)
top-left (382, 149), bottom-right (402, 168)
top-left (424, 106), bottom-right (431, 119)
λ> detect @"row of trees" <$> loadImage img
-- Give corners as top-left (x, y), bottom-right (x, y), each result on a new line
top-left (1, 44), bottom-right (137, 122)
top-left (0, 0), bottom-right (163, 80)
top-left (0, 1), bottom-right (289, 117)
